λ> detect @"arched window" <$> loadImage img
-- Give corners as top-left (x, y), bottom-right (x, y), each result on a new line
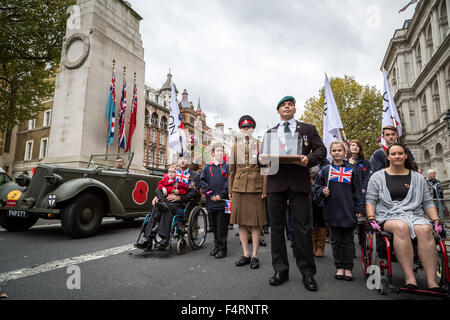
top-left (151, 112), bottom-right (159, 126)
top-left (424, 149), bottom-right (431, 161)
top-left (435, 143), bottom-right (443, 157)
top-left (160, 116), bottom-right (168, 130)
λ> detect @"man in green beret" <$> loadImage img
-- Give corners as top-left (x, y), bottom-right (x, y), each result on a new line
top-left (261, 95), bottom-right (327, 292)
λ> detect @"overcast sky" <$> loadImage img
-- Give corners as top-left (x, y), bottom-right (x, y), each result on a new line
top-left (129, 0), bottom-right (416, 137)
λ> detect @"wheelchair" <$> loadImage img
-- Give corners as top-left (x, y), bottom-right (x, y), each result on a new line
top-left (135, 199), bottom-right (208, 254)
top-left (360, 219), bottom-right (450, 299)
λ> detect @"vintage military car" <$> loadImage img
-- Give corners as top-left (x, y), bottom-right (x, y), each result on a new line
top-left (0, 153), bottom-right (162, 238)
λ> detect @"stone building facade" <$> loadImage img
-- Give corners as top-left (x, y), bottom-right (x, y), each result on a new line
top-left (381, 0), bottom-right (450, 183)
top-left (145, 71), bottom-right (211, 167)
top-left (11, 100), bottom-right (53, 176)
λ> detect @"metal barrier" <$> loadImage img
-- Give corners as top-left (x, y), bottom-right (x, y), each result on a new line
top-left (427, 180), bottom-right (450, 243)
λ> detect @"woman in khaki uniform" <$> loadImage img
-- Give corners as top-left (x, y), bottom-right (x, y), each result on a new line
top-left (229, 115), bottom-right (267, 269)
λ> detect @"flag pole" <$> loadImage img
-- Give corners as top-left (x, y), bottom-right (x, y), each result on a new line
top-left (118, 66), bottom-right (126, 155)
top-left (128, 72), bottom-right (136, 158)
top-left (106, 60), bottom-right (115, 160)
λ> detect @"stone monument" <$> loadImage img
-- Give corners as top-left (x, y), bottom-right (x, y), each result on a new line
top-left (46, 0), bottom-right (146, 173)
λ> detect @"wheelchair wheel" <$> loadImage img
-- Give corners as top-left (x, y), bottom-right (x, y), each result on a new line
top-left (437, 249), bottom-right (447, 289)
top-left (186, 206), bottom-right (207, 250)
top-left (362, 232), bottom-right (377, 278)
top-left (177, 238), bottom-right (187, 255)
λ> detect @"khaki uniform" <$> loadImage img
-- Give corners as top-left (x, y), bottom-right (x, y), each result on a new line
top-left (229, 138), bottom-right (267, 226)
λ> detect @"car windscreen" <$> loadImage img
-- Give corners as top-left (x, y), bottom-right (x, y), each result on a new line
top-left (0, 173), bottom-right (12, 185)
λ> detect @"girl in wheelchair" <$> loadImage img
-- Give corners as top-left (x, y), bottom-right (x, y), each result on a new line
top-left (365, 143), bottom-right (446, 292)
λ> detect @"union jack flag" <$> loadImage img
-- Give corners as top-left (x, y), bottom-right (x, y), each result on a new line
top-left (329, 165), bottom-right (353, 184)
top-left (176, 169), bottom-right (190, 184)
top-left (118, 78), bottom-right (127, 150)
top-left (225, 200), bottom-right (232, 214)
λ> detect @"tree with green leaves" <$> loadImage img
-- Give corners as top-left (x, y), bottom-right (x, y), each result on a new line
top-left (0, 0), bottom-right (74, 133)
top-left (300, 75), bottom-right (382, 158)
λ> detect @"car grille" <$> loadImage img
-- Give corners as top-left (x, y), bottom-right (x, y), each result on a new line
top-left (24, 166), bottom-right (50, 204)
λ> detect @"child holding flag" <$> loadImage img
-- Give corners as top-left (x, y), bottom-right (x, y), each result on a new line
top-left (200, 143), bottom-right (229, 259)
top-left (313, 141), bottom-right (364, 281)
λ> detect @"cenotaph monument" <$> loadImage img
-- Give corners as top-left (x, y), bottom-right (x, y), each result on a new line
top-left (46, 0), bottom-right (146, 173)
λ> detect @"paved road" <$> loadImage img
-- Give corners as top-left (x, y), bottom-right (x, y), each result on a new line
top-left (0, 217), bottom-right (444, 301)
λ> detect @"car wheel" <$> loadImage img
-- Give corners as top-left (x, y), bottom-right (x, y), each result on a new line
top-left (61, 192), bottom-right (104, 238)
top-left (0, 214), bottom-right (39, 232)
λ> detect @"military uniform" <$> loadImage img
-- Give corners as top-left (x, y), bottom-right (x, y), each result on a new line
top-left (229, 138), bottom-right (267, 227)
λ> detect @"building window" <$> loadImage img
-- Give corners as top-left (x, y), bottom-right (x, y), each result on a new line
top-left (43, 110), bottom-right (51, 127)
top-left (28, 119), bottom-right (36, 131)
top-left (150, 129), bottom-right (156, 142)
top-left (159, 132), bottom-right (165, 145)
top-left (3, 127), bottom-right (12, 153)
top-left (39, 138), bottom-right (48, 159)
top-left (160, 116), bottom-right (168, 130)
top-left (159, 151), bottom-right (165, 167)
top-left (25, 140), bottom-right (33, 161)
top-left (151, 113), bottom-right (158, 126)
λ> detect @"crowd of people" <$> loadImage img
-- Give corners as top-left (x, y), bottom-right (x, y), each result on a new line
top-left (135, 95), bottom-right (447, 293)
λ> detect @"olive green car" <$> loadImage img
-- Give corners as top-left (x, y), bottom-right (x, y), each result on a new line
top-left (0, 154), bottom-right (162, 238)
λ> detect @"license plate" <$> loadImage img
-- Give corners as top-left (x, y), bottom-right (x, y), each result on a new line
top-left (7, 209), bottom-right (29, 218)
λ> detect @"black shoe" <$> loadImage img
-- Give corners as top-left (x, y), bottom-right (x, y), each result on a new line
top-left (250, 257), bottom-right (260, 269)
top-left (428, 287), bottom-right (444, 293)
top-left (155, 239), bottom-right (168, 250)
top-left (235, 256), bottom-right (251, 266)
top-left (303, 275), bottom-right (318, 291)
top-left (344, 275), bottom-right (354, 281)
top-left (269, 272), bottom-right (289, 286)
top-left (259, 240), bottom-right (267, 247)
top-left (210, 248), bottom-right (219, 256)
top-left (135, 238), bottom-right (150, 249)
top-left (335, 274), bottom-right (345, 280)
top-left (405, 283), bottom-right (418, 290)
top-left (214, 250), bottom-right (227, 259)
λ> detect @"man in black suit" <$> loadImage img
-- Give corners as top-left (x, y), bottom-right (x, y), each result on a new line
top-left (136, 152), bottom-right (201, 250)
top-left (260, 96), bottom-right (326, 291)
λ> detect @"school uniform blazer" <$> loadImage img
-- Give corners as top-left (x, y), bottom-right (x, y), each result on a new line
top-left (229, 138), bottom-right (267, 194)
top-left (263, 120), bottom-right (327, 194)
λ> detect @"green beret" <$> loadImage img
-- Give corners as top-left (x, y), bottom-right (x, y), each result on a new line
top-left (277, 96), bottom-right (296, 109)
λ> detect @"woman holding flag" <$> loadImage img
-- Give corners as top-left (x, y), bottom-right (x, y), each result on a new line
top-left (313, 141), bottom-right (364, 281)
top-left (229, 115), bottom-right (267, 270)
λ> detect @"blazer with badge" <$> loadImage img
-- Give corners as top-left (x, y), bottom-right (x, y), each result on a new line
top-left (179, 170), bottom-right (201, 204)
top-left (229, 137), bottom-right (267, 194)
top-left (263, 120), bottom-right (327, 194)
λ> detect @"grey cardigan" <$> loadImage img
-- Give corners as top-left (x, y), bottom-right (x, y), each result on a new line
top-left (366, 169), bottom-right (435, 239)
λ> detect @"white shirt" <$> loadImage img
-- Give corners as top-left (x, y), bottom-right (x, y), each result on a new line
top-left (277, 117), bottom-right (297, 139)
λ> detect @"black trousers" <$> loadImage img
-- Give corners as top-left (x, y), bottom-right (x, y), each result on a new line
top-left (144, 202), bottom-right (184, 240)
top-left (267, 190), bottom-right (316, 277)
top-left (330, 227), bottom-right (355, 270)
top-left (209, 210), bottom-right (228, 252)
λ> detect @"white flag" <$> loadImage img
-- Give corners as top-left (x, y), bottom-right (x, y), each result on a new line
top-left (169, 83), bottom-right (187, 155)
top-left (382, 71), bottom-right (402, 137)
top-left (323, 74), bottom-right (343, 160)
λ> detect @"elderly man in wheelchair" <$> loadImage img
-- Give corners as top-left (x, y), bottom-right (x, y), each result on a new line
top-left (363, 143), bottom-right (448, 297)
top-left (135, 153), bottom-right (207, 254)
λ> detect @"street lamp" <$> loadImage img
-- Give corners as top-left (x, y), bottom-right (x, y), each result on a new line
top-left (445, 109), bottom-right (450, 135)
